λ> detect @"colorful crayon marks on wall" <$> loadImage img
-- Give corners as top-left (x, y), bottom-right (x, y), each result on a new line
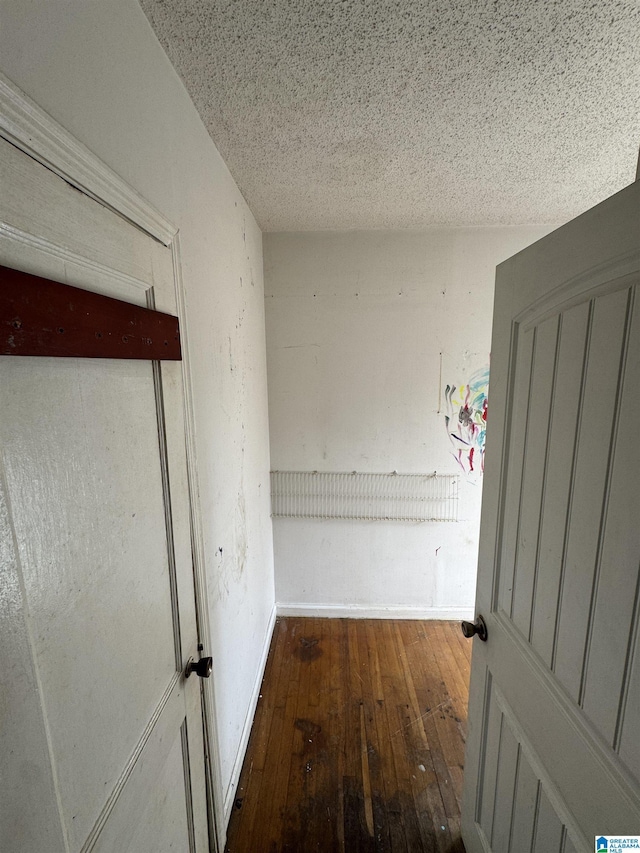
top-left (444, 365), bottom-right (489, 478)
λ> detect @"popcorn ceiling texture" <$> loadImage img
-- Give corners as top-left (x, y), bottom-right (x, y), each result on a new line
top-left (139, 0), bottom-right (640, 231)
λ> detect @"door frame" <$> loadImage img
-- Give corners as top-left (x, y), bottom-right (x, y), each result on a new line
top-left (0, 70), bottom-right (224, 853)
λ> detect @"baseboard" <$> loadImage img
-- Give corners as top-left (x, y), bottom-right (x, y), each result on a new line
top-left (222, 602), bottom-right (277, 826)
top-left (276, 603), bottom-right (475, 620)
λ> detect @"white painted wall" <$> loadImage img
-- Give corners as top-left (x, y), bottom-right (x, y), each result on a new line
top-left (0, 0), bottom-right (275, 824)
top-left (264, 228), bottom-right (556, 617)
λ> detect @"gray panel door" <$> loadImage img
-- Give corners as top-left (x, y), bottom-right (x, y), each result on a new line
top-left (461, 178), bottom-right (640, 853)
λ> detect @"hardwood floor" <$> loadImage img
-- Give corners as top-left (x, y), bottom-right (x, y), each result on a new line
top-left (225, 618), bottom-right (471, 853)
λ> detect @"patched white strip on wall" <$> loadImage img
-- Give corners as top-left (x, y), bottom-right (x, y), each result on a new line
top-left (270, 471), bottom-right (459, 522)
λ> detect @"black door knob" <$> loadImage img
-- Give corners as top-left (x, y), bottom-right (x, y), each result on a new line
top-left (185, 656), bottom-right (213, 678)
top-left (461, 615), bottom-right (488, 642)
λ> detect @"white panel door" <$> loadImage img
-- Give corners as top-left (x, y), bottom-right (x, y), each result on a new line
top-left (0, 138), bottom-right (209, 852)
top-left (462, 178), bottom-right (640, 853)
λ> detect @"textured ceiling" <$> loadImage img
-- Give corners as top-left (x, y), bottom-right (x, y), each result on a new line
top-left (140, 0), bottom-right (640, 231)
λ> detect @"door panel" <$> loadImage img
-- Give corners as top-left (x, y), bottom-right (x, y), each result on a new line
top-left (119, 732), bottom-right (193, 853)
top-left (475, 677), bottom-right (572, 853)
top-left (552, 289), bottom-right (631, 705)
top-left (581, 292), bottom-right (639, 743)
top-left (0, 481), bottom-right (69, 853)
top-left (0, 138), bottom-right (208, 851)
top-left (0, 357), bottom-right (177, 846)
top-left (620, 623), bottom-right (640, 779)
top-left (462, 179), bottom-right (640, 853)
top-left (508, 752), bottom-right (538, 853)
top-left (528, 300), bottom-right (589, 667)
top-left (90, 687), bottom-right (194, 853)
top-left (510, 313), bottom-right (559, 640)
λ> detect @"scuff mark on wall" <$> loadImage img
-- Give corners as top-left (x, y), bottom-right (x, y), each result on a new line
top-left (228, 336), bottom-right (235, 373)
top-left (282, 343), bottom-right (320, 350)
top-left (214, 544), bottom-right (230, 601)
top-left (444, 364), bottom-right (489, 478)
top-left (213, 487), bottom-right (249, 600)
top-left (233, 489), bottom-right (249, 580)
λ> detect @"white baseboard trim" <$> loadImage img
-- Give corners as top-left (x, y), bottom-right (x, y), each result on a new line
top-left (222, 603), bottom-right (277, 826)
top-left (276, 603), bottom-right (475, 620)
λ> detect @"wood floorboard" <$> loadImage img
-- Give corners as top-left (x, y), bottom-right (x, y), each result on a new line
top-left (225, 619), bottom-right (470, 853)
